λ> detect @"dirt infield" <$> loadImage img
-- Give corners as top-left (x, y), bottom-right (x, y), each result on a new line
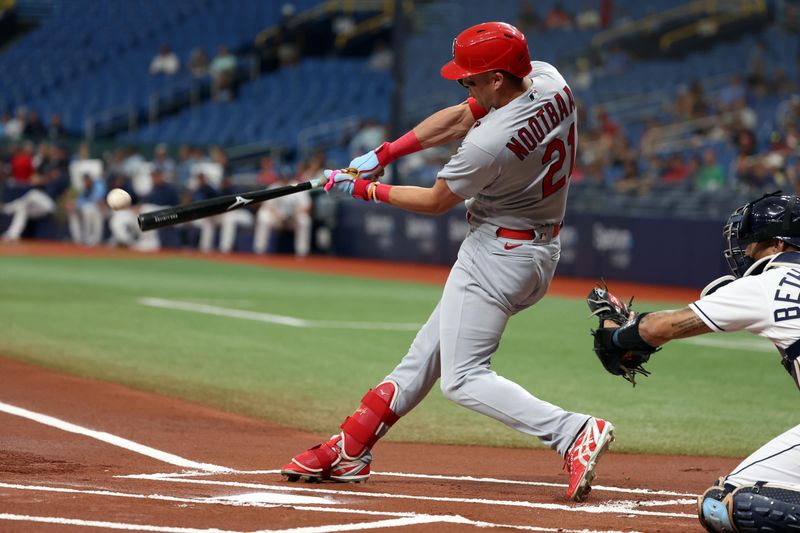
top-left (0, 357), bottom-right (736, 532)
top-left (0, 242), bottom-right (728, 532)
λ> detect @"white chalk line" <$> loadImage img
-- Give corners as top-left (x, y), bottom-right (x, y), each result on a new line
top-left (139, 297), bottom-right (421, 331)
top-left (0, 513), bottom-right (455, 533)
top-left (119, 475), bottom-right (694, 519)
top-left (122, 469), bottom-right (698, 498)
top-left (0, 401), bottom-right (230, 473)
top-left (0, 398), bottom-right (678, 531)
top-left (0, 484), bottom-right (638, 533)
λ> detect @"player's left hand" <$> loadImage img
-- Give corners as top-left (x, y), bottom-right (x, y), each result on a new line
top-left (348, 142), bottom-right (388, 180)
top-left (323, 168), bottom-right (359, 196)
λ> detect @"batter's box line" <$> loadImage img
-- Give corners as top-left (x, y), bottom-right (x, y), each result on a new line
top-left (119, 469), bottom-right (698, 498)
top-left (0, 483), bottom-right (642, 533)
top-left (118, 474), bottom-right (696, 519)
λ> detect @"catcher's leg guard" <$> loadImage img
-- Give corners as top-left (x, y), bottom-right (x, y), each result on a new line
top-left (340, 380), bottom-right (399, 459)
top-left (729, 482), bottom-right (800, 532)
top-left (698, 478), bottom-right (736, 533)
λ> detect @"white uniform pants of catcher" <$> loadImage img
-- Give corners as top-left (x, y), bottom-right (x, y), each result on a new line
top-left (725, 423), bottom-right (800, 487)
top-left (384, 223), bottom-right (590, 456)
top-left (2, 189), bottom-right (55, 241)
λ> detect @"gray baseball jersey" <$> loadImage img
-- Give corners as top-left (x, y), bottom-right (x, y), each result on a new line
top-left (690, 253), bottom-right (800, 487)
top-left (439, 61), bottom-right (576, 229)
top-left (383, 61), bottom-right (590, 457)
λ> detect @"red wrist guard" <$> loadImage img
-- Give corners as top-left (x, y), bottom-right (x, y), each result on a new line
top-left (352, 179), bottom-right (393, 203)
top-left (375, 130), bottom-right (423, 166)
top-left (467, 97), bottom-right (489, 119)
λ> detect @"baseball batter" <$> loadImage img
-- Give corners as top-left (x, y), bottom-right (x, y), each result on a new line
top-left (280, 22), bottom-right (614, 502)
top-left (590, 193), bottom-right (800, 531)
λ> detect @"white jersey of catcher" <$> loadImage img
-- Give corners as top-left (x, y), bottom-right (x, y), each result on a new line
top-left (689, 252), bottom-right (800, 489)
top-left (439, 61), bottom-right (577, 229)
top-left (690, 257), bottom-right (800, 362)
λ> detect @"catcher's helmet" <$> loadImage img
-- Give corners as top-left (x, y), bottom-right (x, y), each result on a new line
top-left (440, 22), bottom-right (532, 80)
top-left (723, 192), bottom-right (800, 276)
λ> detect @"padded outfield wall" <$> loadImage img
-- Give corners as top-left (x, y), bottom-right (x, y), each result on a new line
top-left (333, 203), bottom-right (731, 288)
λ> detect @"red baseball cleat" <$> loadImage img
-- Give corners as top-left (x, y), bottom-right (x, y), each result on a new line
top-left (564, 418), bottom-right (615, 501)
top-left (281, 434), bottom-right (372, 483)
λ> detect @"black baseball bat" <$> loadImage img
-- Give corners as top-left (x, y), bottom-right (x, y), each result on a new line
top-left (138, 176), bottom-right (328, 231)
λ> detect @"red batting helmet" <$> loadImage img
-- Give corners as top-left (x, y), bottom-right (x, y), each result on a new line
top-left (440, 22), bottom-right (532, 80)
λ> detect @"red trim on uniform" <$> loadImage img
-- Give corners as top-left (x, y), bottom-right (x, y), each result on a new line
top-left (467, 97), bottom-right (489, 119)
top-left (496, 228), bottom-right (535, 240)
top-left (374, 183), bottom-right (392, 204)
top-left (496, 222), bottom-right (562, 240)
top-left (376, 131), bottom-right (424, 166)
top-left (352, 179), bottom-right (371, 201)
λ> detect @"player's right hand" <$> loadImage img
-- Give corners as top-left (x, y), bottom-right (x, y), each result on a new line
top-left (348, 142), bottom-right (389, 180)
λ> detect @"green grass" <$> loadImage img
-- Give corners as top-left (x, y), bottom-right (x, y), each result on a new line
top-left (1, 255), bottom-right (795, 457)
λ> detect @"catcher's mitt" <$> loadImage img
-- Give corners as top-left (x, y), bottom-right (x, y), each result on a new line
top-left (587, 282), bottom-right (655, 386)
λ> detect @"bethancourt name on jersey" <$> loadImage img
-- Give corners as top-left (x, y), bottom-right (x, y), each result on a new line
top-left (505, 85), bottom-right (576, 161)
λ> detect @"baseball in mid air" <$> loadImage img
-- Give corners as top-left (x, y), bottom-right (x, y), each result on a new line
top-left (106, 188), bottom-right (132, 210)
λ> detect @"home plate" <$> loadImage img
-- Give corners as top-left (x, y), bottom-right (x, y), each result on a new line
top-left (214, 492), bottom-right (335, 505)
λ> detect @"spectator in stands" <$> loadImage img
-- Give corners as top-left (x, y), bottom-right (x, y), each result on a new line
top-left (516, 2), bottom-right (542, 33)
top-left (777, 94), bottom-right (800, 132)
top-left (639, 119), bottom-right (663, 158)
top-left (349, 119), bottom-right (386, 161)
top-left (188, 47), bottom-right (209, 78)
top-left (208, 145), bottom-right (230, 175)
top-left (604, 45), bottom-right (629, 73)
top-left (256, 155), bottom-right (280, 186)
top-left (733, 127), bottom-right (759, 158)
top-left (746, 39), bottom-right (771, 97)
top-left (1, 160), bottom-right (69, 242)
top-left (576, 2), bottom-right (600, 29)
top-left (718, 74), bottom-right (746, 113)
top-left (731, 97), bottom-right (758, 132)
top-left (768, 66), bottom-right (795, 96)
top-left (209, 45), bottom-right (237, 101)
top-left (253, 166), bottom-right (311, 257)
top-left (152, 143), bottom-right (176, 181)
top-left (150, 45), bottom-right (180, 76)
top-left (4, 107), bottom-right (26, 141)
top-left (297, 150), bottom-right (326, 182)
top-left (600, 0), bottom-right (614, 28)
top-left (613, 159), bottom-right (648, 195)
top-left (545, 1), bottom-right (573, 30)
top-left (67, 172), bottom-right (106, 246)
top-left (693, 148), bottom-right (727, 191)
top-left (571, 56), bottom-right (593, 91)
top-left (0, 111), bottom-right (9, 139)
top-left (47, 113), bottom-right (67, 141)
top-left (367, 40), bottom-right (393, 71)
top-left (23, 111), bottom-right (46, 142)
top-left (688, 80), bottom-right (709, 119)
top-left (188, 172), bottom-right (221, 253)
top-left (10, 142), bottom-right (34, 184)
top-left (660, 154), bottom-right (691, 186)
top-left (217, 174), bottom-right (255, 254)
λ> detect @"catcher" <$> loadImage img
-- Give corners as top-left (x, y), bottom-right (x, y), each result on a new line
top-left (588, 192), bottom-right (800, 533)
